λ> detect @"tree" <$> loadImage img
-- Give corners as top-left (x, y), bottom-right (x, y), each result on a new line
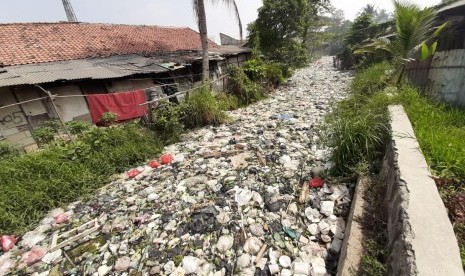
top-left (248, 0), bottom-right (331, 67)
top-left (193, 0), bottom-right (243, 82)
top-left (355, 1), bottom-right (447, 63)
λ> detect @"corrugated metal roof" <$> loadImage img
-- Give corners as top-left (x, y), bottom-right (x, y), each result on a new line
top-left (0, 55), bottom-right (174, 87)
top-left (438, 0), bottom-right (465, 13)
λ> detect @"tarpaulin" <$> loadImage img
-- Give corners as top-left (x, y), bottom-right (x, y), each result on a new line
top-left (87, 90), bottom-right (147, 123)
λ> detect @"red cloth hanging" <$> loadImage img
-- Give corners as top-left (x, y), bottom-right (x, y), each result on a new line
top-left (87, 90), bottom-right (148, 123)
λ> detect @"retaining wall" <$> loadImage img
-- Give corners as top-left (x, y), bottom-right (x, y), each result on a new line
top-left (338, 105), bottom-right (463, 275)
top-left (383, 105), bottom-right (463, 275)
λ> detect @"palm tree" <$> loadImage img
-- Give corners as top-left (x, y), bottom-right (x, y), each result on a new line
top-left (193, 0), bottom-right (243, 82)
top-left (355, 1), bottom-right (447, 63)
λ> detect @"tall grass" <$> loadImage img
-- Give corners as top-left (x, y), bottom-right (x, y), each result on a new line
top-left (326, 63), bottom-right (392, 175)
top-left (0, 124), bottom-right (163, 234)
top-left (180, 88), bottom-right (227, 128)
top-left (393, 86), bottom-right (465, 178)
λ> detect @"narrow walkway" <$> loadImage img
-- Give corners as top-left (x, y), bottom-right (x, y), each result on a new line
top-left (2, 57), bottom-right (353, 276)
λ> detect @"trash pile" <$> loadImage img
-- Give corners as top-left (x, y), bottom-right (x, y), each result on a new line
top-left (0, 57), bottom-right (353, 275)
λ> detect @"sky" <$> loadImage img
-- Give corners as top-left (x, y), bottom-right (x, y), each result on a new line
top-left (0, 0), bottom-right (442, 43)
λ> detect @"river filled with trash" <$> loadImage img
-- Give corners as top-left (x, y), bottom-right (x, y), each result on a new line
top-left (0, 57), bottom-right (354, 276)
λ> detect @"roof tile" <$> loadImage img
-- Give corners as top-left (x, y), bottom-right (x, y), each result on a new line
top-left (0, 22), bottom-right (217, 66)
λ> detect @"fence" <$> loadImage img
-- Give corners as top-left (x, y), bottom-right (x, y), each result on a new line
top-left (404, 49), bottom-right (465, 107)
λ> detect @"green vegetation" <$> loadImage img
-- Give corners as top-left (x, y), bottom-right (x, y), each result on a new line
top-left (99, 111), bottom-right (118, 124)
top-left (0, 123), bottom-right (163, 234)
top-left (0, 142), bottom-right (19, 161)
top-left (325, 64), bottom-right (392, 175)
top-left (227, 65), bottom-right (266, 106)
top-left (354, 1), bottom-right (447, 68)
top-left (180, 88), bottom-right (227, 129)
top-left (360, 240), bottom-right (388, 275)
top-left (248, 0), bottom-right (331, 68)
top-left (152, 101), bottom-right (185, 144)
top-left (392, 86), bottom-right (465, 178)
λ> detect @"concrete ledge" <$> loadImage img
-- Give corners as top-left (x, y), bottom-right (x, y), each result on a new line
top-left (336, 176), bottom-right (368, 276)
top-left (383, 105), bottom-right (463, 275)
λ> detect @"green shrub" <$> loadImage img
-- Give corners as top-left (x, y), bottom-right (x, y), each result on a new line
top-left (227, 65), bottom-right (266, 106)
top-left (180, 88), bottom-right (227, 128)
top-left (350, 62), bottom-right (393, 95)
top-left (243, 59), bottom-right (286, 88)
top-left (265, 62), bottom-right (285, 87)
top-left (152, 101), bottom-right (185, 143)
top-left (65, 121), bottom-right (93, 135)
top-left (325, 92), bottom-right (390, 175)
top-left (216, 93), bottom-right (239, 111)
top-left (32, 126), bottom-right (57, 145)
top-left (243, 59), bottom-right (267, 82)
top-left (100, 112), bottom-right (118, 124)
top-left (0, 142), bottom-right (19, 160)
top-left (0, 123), bottom-right (162, 234)
top-left (42, 119), bottom-right (64, 132)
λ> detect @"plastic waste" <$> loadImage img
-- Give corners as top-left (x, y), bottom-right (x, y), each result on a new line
top-left (160, 153), bottom-right (173, 165)
top-left (149, 160), bottom-right (161, 168)
top-left (54, 213), bottom-right (69, 224)
top-left (127, 169), bottom-right (141, 178)
top-left (309, 177), bottom-right (324, 188)
top-left (20, 246), bottom-right (46, 266)
top-left (1, 236), bottom-right (16, 252)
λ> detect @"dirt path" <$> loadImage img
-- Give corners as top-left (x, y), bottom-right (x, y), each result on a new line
top-left (1, 57), bottom-right (353, 276)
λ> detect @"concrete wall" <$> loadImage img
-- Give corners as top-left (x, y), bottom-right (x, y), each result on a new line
top-left (0, 87), bottom-right (35, 148)
top-left (48, 85), bottom-right (90, 122)
top-left (383, 105), bottom-right (463, 275)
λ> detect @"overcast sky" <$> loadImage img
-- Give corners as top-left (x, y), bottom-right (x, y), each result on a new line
top-left (0, 0), bottom-right (442, 43)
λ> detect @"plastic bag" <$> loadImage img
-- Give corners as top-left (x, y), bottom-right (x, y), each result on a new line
top-left (160, 153), bottom-right (173, 165)
top-left (149, 160), bottom-right (161, 168)
top-left (22, 246), bottom-right (46, 266)
top-left (54, 213), bottom-right (69, 224)
top-left (1, 236), bottom-right (16, 252)
top-left (309, 177), bottom-right (324, 188)
top-left (127, 169), bottom-right (141, 178)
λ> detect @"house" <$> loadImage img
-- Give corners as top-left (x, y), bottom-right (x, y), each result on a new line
top-left (220, 33), bottom-right (245, 46)
top-left (404, 1), bottom-right (465, 107)
top-left (0, 22), bottom-right (251, 149)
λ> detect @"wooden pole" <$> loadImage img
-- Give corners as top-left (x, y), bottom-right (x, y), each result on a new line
top-left (35, 85), bottom-right (74, 142)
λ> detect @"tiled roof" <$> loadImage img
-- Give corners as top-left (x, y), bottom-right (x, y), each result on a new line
top-left (0, 22), bottom-right (217, 66)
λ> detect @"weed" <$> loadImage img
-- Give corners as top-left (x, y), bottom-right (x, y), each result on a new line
top-left (32, 126), bottom-right (57, 145)
top-left (360, 240), bottom-right (387, 276)
top-left (152, 101), bottom-right (184, 143)
top-left (100, 111), bottom-right (118, 125)
top-left (0, 142), bottom-right (19, 160)
top-left (65, 121), bottom-right (93, 136)
top-left (324, 92), bottom-right (390, 175)
top-left (227, 65), bottom-right (266, 106)
top-left (0, 123), bottom-right (162, 234)
top-left (180, 88), bottom-right (227, 128)
top-left (350, 62), bottom-right (393, 95)
top-left (392, 85), bottom-right (465, 178)
top-left (216, 93), bottom-right (239, 111)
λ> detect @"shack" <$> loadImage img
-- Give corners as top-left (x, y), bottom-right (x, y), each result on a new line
top-left (404, 0), bottom-right (465, 107)
top-left (0, 22), bottom-right (251, 149)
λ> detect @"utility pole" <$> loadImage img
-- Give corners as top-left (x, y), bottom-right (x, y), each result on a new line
top-left (62, 0), bottom-right (78, 22)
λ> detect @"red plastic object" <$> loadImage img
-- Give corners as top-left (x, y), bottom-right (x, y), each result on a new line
top-left (25, 246), bottom-right (46, 266)
top-left (128, 169), bottom-right (141, 178)
top-left (54, 213), bottom-right (69, 224)
top-left (149, 160), bottom-right (161, 168)
top-left (1, 235), bottom-right (17, 252)
top-left (309, 177), bottom-right (325, 188)
top-left (160, 153), bottom-right (173, 165)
